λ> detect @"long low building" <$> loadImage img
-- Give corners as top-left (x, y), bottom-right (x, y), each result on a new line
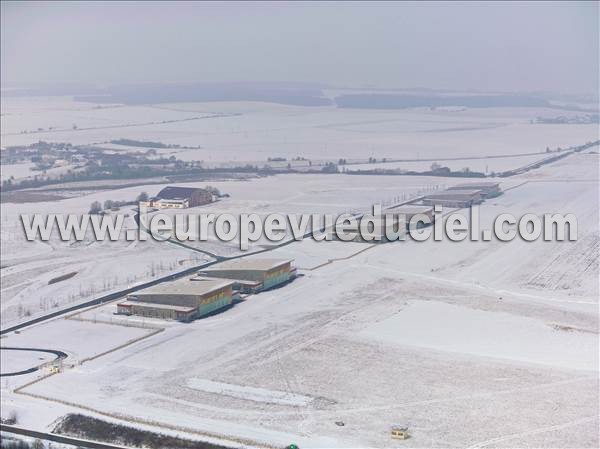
top-left (386, 205), bottom-right (434, 228)
top-left (116, 300), bottom-right (197, 322)
top-left (334, 216), bottom-right (407, 242)
top-left (422, 189), bottom-right (482, 208)
top-left (117, 278), bottom-right (234, 321)
top-left (196, 258), bottom-right (296, 293)
top-left (140, 186), bottom-right (213, 209)
top-left (447, 182), bottom-right (502, 198)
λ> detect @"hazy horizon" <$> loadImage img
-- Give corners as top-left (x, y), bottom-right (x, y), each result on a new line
top-left (2, 1), bottom-right (598, 97)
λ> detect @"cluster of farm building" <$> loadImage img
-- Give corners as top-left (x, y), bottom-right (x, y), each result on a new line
top-left (117, 259), bottom-right (296, 322)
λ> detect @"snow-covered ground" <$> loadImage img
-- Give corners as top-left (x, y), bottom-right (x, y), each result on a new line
top-left (0, 192), bottom-right (211, 326)
top-left (1, 318), bottom-right (154, 365)
top-left (0, 171), bottom-right (476, 323)
top-left (344, 152), bottom-right (549, 174)
top-left (0, 349), bottom-right (55, 374)
top-left (186, 379), bottom-right (314, 407)
top-left (1, 96), bottom-right (598, 448)
top-left (1, 153), bottom-right (597, 448)
top-left (2, 97), bottom-right (597, 169)
top-left (359, 300), bottom-right (598, 371)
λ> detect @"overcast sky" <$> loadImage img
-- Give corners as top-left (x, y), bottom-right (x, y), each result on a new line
top-left (1, 1), bottom-right (598, 95)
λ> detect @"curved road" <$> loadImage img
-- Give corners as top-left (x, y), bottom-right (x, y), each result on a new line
top-left (0, 347), bottom-right (67, 377)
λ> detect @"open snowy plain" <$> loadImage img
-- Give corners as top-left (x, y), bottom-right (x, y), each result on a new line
top-left (2, 96), bottom-right (597, 168)
top-left (1, 97), bottom-right (598, 448)
top-left (1, 156), bottom-right (598, 447)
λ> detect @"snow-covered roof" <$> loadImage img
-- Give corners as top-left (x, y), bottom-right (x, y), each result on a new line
top-left (202, 258), bottom-right (293, 272)
top-left (131, 278), bottom-right (234, 297)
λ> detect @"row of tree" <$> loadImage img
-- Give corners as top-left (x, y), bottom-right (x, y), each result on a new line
top-left (89, 192), bottom-right (149, 214)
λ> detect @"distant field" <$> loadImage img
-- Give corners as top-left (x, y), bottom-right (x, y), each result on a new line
top-left (2, 97), bottom-right (597, 168)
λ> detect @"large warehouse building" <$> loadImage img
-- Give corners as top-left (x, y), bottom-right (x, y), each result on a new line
top-left (422, 189), bottom-right (482, 208)
top-left (335, 216), bottom-right (406, 242)
top-left (196, 259), bottom-right (296, 293)
top-left (141, 186), bottom-right (213, 209)
top-left (447, 182), bottom-right (502, 199)
top-left (387, 205), bottom-right (435, 228)
top-left (117, 278), bottom-right (234, 321)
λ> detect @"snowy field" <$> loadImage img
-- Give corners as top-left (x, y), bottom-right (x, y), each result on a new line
top-left (1, 318), bottom-right (154, 364)
top-left (0, 192), bottom-right (210, 326)
top-left (344, 152), bottom-right (549, 175)
top-left (2, 97), bottom-right (597, 169)
top-left (0, 171), bottom-right (476, 324)
top-left (1, 153), bottom-right (597, 448)
top-left (0, 349), bottom-right (55, 374)
top-left (1, 96), bottom-right (598, 447)
top-left (360, 300), bottom-right (598, 371)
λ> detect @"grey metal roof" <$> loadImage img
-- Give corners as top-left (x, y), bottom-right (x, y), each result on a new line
top-left (131, 278), bottom-right (233, 297)
top-left (156, 186), bottom-right (209, 200)
top-left (201, 258), bottom-right (293, 272)
top-left (425, 189), bottom-right (482, 198)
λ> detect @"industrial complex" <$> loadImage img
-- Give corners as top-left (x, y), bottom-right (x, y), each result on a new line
top-left (117, 259), bottom-right (297, 321)
top-left (117, 277), bottom-right (235, 322)
top-left (197, 258), bottom-right (297, 293)
top-left (118, 180), bottom-right (504, 321)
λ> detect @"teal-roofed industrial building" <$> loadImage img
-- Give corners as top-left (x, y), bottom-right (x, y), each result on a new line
top-left (196, 258), bottom-right (296, 294)
top-left (117, 278), bottom-right (235, 322)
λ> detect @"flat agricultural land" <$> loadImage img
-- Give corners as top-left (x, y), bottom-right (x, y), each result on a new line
top-left (1, 97), bottom-right (598, 448)
top-left (2, 97), bottom-right (598, 170)
top-left (1, 152), bottom-right (597, 448)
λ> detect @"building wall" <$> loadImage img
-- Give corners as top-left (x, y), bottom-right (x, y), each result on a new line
top-left (118, 303), bottom-right (195, 321)
top-left (195, 284), bottom-right (233, 317)
top-left (263, 270), bottom-right (291, 289)
top-left (144, 189), bottom-right (212, 210)
top-left (117, 304), bottom-right (132, 315)
top-left (190, 190), bottom-right (213, 207)
top-left (262, 262), bottom-right (293, 289)
top-left (156, 200), bottom-right (188, 209)
top-left (422, 198), bottom-right (472, 208)
top-left (130, 304), bottom-right (178, 320)
top-left (197, 295), bottom-right (232, 317)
